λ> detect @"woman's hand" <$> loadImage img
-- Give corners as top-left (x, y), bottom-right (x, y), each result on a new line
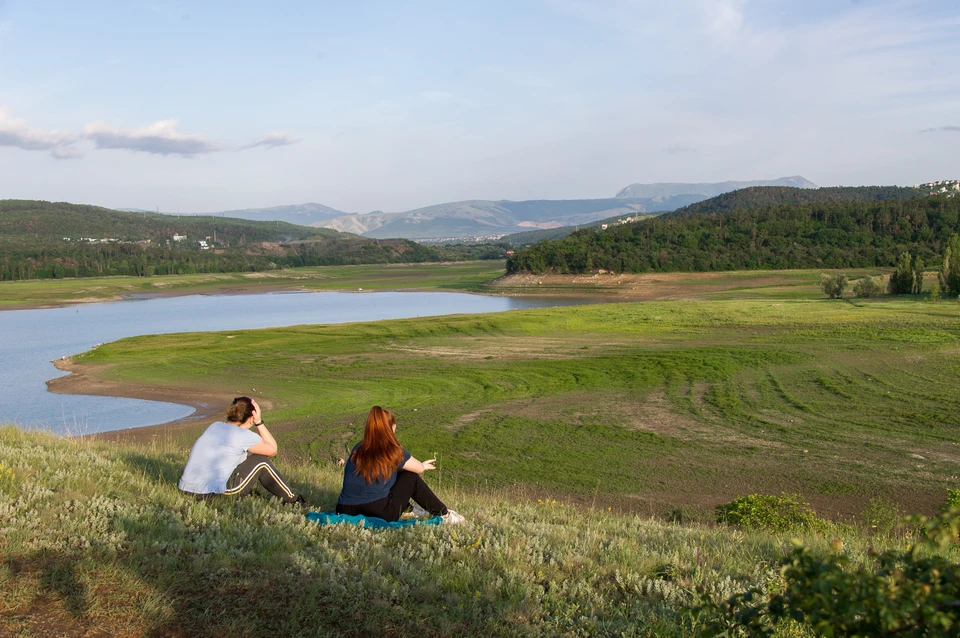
top-left (251, 399), bottom-right (263, 424)
top-left (403, 456), bottom-right (436, 475)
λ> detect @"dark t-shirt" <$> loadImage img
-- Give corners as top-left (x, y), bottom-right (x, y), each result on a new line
top-left (337, 443), bottom-right (411, 505)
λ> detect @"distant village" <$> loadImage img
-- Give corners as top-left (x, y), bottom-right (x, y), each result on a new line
top-left (917, 179), bottom-right (960, 197)
top-left (62, 234), bottom-right (215, 249)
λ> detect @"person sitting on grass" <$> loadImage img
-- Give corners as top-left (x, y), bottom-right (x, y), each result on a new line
top-left (336, 405), bottom-right (464, 525)
top-left (178, 397), bottom-right (303, 504)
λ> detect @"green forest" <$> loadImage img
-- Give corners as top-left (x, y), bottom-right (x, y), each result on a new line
top-left (669, 185), bottom-right (924, 216)
top-left (507, 195), bottom-right (960, 275)
top-left (0, 200), bottom-right (506, 281)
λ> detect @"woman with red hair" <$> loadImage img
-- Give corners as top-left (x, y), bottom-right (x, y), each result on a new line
top-left (336, 406), bottom-right (464, 524)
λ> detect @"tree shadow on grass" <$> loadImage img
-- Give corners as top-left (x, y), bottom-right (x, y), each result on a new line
top-left (5, 555), bottom-right (91, 636)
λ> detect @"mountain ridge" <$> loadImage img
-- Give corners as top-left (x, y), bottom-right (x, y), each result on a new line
top-left (615, 176), bottom-right (818, 199)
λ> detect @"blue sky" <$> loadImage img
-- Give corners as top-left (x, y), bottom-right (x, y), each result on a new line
top-left (0, 0), bottom-right (957, 213)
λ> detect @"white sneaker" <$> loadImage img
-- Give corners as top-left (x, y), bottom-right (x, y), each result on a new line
top-left (442, 509), bottom-right (465, 525)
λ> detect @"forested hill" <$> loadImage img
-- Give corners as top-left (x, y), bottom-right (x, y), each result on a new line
top-left (0, 200), bottom-right (506, 281)
top-left (669, 186), bottom-right (925, 217)
top-left (506, 195), bottom-right (960, 275)
top-left (0, 199), bottom-right (327, 244)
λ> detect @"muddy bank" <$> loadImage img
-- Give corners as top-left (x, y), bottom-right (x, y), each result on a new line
top-left (48, 357), bottom-right (227, 443)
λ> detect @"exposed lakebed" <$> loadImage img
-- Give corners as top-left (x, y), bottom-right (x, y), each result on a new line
top-left (1, 290), bottom-right (588, 435)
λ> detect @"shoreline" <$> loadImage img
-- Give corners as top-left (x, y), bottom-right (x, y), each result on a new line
top-left (48, 358), bottom-right (225, 443)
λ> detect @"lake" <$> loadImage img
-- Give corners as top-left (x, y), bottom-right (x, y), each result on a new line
top-left (0, 291), bottom-right (586, 435)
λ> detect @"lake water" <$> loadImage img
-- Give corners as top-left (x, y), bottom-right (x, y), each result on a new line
top-left (0, 291), bottom-right (585, 435)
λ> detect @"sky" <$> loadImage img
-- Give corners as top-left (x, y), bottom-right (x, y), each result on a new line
top-left (0, 0), bottom-right (957, 213)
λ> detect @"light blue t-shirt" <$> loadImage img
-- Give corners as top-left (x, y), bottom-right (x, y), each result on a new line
top-left (178, 421), bottom-right (262, 494)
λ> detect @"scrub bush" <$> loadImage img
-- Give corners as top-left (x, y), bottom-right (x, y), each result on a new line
top-left (690, 508), bottom-right (960, 636)
top-left (716, 493), bottom-right (824, 533)
top-left (819, 274), bottom-right (847, 299)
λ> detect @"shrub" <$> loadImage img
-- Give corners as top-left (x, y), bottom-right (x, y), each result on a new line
top-left (945, 489), bottom-right (960, 512)
top-left (820, 274), bottom-right (847, 299)
top-left (860, 497), bottom-right (902, 536)
top-left (715, 493), bottom-right (824, 533)
top-left (690, 507), bottom-right (960, 636)
top-left (930, 280), bottom-right (941, 302)
top-left (853, 276), bottom-right (884, 298)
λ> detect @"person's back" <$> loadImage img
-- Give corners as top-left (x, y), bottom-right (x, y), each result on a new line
top-left (179, 421), bottom-right (260, 494)
top-left (178, 397), bottom-right (303, 504)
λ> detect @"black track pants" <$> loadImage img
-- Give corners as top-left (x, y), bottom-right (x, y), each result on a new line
top-left (335, 470), bottom-right (447, 521)
top-left (224, 454), bottom-right (301, 503)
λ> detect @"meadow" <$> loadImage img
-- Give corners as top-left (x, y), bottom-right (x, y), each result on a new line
top-left (3, 269), bottom-right (960, 635)
top-left (77, 293), bottom-right (960, 519)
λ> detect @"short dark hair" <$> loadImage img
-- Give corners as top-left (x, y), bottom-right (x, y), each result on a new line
top-left (226, 397), bottom-right (255, 423)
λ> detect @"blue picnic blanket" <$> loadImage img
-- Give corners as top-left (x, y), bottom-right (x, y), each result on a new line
top-left (306, 511), bottom-right (443, 529)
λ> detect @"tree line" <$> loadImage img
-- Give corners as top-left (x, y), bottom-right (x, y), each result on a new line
top-left (0, 238), bottom-right (506, 281)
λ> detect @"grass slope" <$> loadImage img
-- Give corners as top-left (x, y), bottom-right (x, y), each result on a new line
top-left (3, 427), bottom-right (949, 636)
top-left (77, 296), bottom-right (960, 518)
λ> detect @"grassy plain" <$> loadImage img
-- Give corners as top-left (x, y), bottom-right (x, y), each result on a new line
top-left (77, 293), bottom-right (960, 519)
top-left (0, 261), bottom-right (507, 308)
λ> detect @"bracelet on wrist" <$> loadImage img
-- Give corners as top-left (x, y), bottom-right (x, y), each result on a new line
top-left (254, 421), bottom-right (265, 427)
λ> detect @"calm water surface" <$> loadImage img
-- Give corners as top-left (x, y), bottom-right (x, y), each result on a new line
top-left (0, 291), bottom-right (586, 435)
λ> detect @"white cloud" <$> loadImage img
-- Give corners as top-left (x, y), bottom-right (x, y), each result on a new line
top-left (82, 119), bottom-right (223, 156)
top-left (0, 107), bottom-right (79, 158)
top-left (240, 131), bottom-right (303, 150)
top-left (921, 126), bottom-right (960, 133)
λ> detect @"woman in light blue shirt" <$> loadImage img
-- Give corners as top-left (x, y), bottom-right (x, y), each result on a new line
top-left (179, 397), bottom-right (302, 504)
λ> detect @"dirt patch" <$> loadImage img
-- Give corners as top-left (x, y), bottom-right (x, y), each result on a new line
top-left (487, 271), bottom-right (816, 301)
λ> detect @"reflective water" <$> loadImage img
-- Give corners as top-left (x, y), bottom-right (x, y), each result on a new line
top-left (0, 291), bottom-right (585, 435)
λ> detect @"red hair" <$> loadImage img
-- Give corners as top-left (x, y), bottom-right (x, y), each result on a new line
top-left (351, 406), bottom-right (406, 484)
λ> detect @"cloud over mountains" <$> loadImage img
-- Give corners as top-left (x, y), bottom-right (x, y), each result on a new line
top-left (82, 119), bottom-right (224, 156)
top-left (0, 107), bottom-right (299, 158)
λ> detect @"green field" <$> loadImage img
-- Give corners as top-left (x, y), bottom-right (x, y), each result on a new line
top-left (0, 261), bottom-right (508, 308)
top-left (75, 293), bottom-right (960, 519)
top-left (4, 270), bottom-right (960, 635)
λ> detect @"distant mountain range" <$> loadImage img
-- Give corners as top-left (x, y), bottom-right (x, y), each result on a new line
top-left (119, 177), bottom-right (819, 242)
top-left (615, 176), bottom-right (818, 199)
top-left (315, 196), bottom-right (704, 240)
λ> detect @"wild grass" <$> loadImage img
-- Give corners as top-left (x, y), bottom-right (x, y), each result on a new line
top-left (3, 427), bottom-right (952, 637)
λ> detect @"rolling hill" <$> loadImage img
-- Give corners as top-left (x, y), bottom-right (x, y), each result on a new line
top-left (506, 191), bottom-right (960, 275)
top-left (0, 200), bottom-right (506, 281)
top-left (668, 185), bottom-right (925, 217)
top-left (121, 203), bottom-right (349, 227)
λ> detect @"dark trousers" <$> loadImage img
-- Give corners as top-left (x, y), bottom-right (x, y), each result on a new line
top-left (336, 470), bottom-right (447, 522)
top-left (223, 454), bottom-right (301, 504)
